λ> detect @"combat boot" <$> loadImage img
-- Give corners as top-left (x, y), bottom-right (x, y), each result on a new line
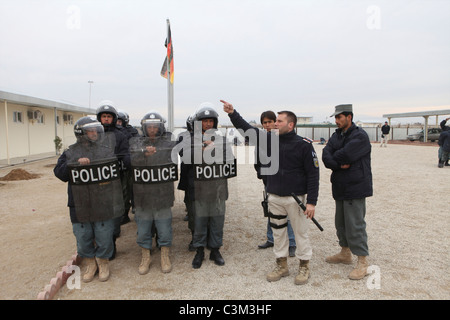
top-left (348, 256), bottom-right (369, 280)
top-left (192, 247), bottom-right (204, 269)
top-left (266, 257), bottom-right (289, 282)
top-left (294, 260), bottom-right (310, 285)
top-left (82, 257), bottom-right (98, 283)
top-left (161, 247), bottom-right (172, 273)
top-left (325, 247), bottom-right (353, 265)
top-left (210, 248), bottom-right (225, 266)
top-left (138, 247), bottom-right (151, 275)
top-left (96, 257), bottom-right (110, 282)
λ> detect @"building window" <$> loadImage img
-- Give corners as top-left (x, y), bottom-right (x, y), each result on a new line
top-left (56, 115), bottom-right (60, 125)
top-left (13, 111), bottom-right (23, 123)
top-left (63, 114), bottom-right (73, 125)
top-left (34, 110), bottom-right (45, 124)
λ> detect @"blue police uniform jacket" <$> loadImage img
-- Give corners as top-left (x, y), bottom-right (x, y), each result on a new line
top-left (229, 110), bottom-right (319, 205)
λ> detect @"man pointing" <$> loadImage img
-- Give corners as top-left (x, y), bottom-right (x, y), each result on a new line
top-left (221, 100), bottom-right (319, 285)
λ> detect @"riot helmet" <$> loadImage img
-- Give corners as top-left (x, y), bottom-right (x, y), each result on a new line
top-left (194, 102), bottom-right (219, 130)
top-left (141, 111), bottom-right (167, 137)
top-left (96, 100), bottom-right (119, 127)
top-left (186, 113), bottom-right (195, 132)
top-left (117, 110), bottom-right (129, 127)
top-left (74, 116), bottom-right (104, 142)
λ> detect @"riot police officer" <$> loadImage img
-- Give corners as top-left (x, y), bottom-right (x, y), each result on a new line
top-left (117, 109), bottom-right (140, 224)
top-left (177, 114), bottom-right (196, 251)
top-left (177, 103), bottom-right (236, 269)
top-left (54, 116), bottom-right (124, 282)
top-left (96, 101), bottom-right (131, 259)
top-left (130, 111), bottom-right (177, 274)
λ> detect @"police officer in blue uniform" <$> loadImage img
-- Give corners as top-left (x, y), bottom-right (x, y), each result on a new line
top-left (222, 100), bottom-right (319, 285)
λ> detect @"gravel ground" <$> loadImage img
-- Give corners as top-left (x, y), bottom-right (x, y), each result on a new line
top-left (0, 143), bottom-right (448, 301)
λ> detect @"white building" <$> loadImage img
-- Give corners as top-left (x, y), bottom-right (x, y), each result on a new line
top-left (0, 90), bottom-right (95, 166)
top-left (297, 116), bottom-right (313, 124)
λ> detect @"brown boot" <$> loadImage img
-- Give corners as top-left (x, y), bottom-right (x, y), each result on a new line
top-left (82, 257), bottom-right (98, 283)
top-left (325, 247), bottom-right (353, 265)
top-left (161, 247), bottom-right (172, 273)
top-left (95, 257), bottom-right (110, 282)
top-left (266, 257), bottom-right (289, 282)
top-left (138, 247), bottom-right (151, 275)
top-left (348, 256), bottom-right (369, 280)
top-left (294, 260), bottom-right (310, 285)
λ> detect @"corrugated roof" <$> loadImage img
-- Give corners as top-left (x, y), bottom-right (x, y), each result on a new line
top-left (383, 110), bottom-right (450, 118)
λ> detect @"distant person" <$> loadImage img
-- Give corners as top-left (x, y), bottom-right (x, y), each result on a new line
top-left (322, 104), bottom-right (373, 280)
top-left (256, 111), bottom-right (296, 257)
top-left (438, 128), bottom-right (450, 168)
top-left (380, 121), bottom-right (390, 147)
top-left (438, 117), bottom-right (450, 166)
top-left (439, 117), bottom-right (450, 131)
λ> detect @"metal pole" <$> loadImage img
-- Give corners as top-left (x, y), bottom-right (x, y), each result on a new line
top-left (4, 100), bottom-right (10, 165)
top-left (54, 107), bottom-right (58, 155)
top-left (423, 116), bottom-right (429, 142)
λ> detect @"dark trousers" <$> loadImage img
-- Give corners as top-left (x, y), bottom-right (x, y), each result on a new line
top-left (335, 198), bottom-right (369, 256)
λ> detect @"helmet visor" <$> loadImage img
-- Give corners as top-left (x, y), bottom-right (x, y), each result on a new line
top-left (82, 122), bottom-right (104, 141)
top-left (142, 119), bottom-right (164, 136)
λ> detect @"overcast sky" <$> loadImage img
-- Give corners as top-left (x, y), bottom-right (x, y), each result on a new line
top-left (1, 0), bottom-right (449, 126)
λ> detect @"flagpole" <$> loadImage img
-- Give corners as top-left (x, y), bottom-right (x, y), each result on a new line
top-left (166, 18), bottom-right (174, 132)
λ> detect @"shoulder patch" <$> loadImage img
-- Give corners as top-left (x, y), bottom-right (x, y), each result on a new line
top-left (303, 137), bottom-right (313, 144)
top-left (312, 151), bottom-right (319, 168)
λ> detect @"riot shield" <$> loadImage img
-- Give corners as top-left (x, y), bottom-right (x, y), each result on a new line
top-left (66, 132), bottom-right (124, 223)
top-left (192, 131), bottom-right (237, 203)
top-left (130, 136), bottom-right (178, 220)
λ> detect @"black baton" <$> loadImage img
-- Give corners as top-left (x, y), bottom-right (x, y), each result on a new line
top-left (290, 193), bottom-right (324, 232)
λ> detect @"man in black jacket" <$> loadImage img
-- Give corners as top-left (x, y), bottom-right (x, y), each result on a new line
top-left (221, 100), bottom-right (319, 285)
top-left (438, 117), bottom-right (450, 166)
top-left (438, 129), bottom-right (450, 168)
top-left (322, 104), bottom-right (373, 280)
top-left (380, 121), bottom-right (390, 147)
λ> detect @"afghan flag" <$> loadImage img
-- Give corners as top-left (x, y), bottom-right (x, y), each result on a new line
top-left (161, 21), bottom-right (174, 84)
